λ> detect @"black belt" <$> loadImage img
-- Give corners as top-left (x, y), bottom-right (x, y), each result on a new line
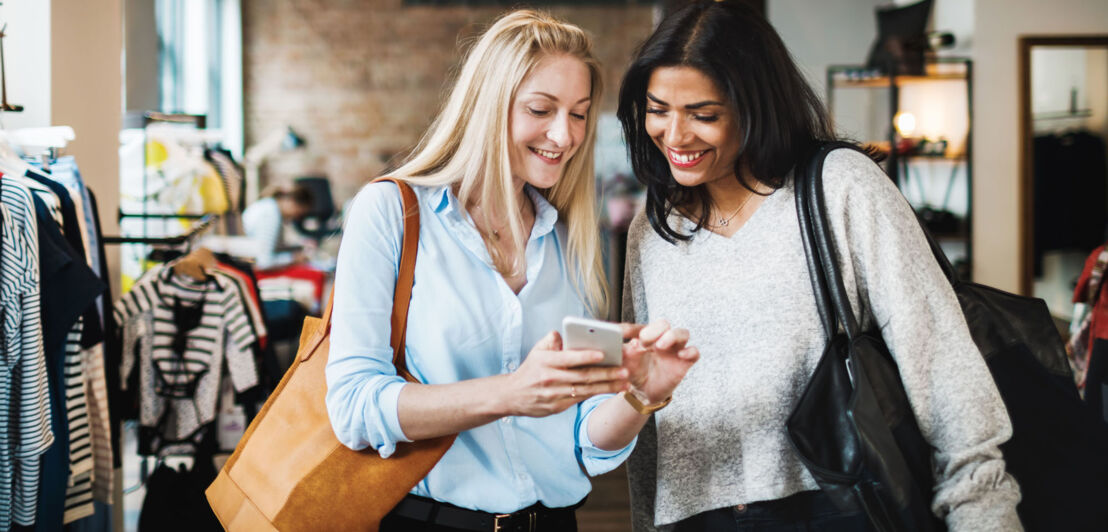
top-left (390, 493), bottom-right (582, 532)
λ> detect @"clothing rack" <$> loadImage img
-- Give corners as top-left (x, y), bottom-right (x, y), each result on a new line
top-left (107, 112), bottom-right (212, 260)
top-left (118, 212), bottom-right (209, 220)
top-left (136, 113), bottom-right (206, 241)
top-left (102, 214), bottom-right (218, 245)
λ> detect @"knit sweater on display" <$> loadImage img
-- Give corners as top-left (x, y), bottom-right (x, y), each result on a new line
top-left (623, 148), bottom-right (1022, 531)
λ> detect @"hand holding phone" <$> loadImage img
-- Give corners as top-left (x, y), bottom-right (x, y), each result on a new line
top-left (562, 316), bottom-right (623, 366)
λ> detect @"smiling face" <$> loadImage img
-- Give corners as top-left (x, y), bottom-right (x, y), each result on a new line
top-left (644, 66), bottom-right (742, 189)
top-left (509, 54), bottom-right (592, 190)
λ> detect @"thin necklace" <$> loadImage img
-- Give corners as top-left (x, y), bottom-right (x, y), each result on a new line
top-left (473, 198), bottom-right (531, 241)
top-left (713, 190), bottom-right (755, 227)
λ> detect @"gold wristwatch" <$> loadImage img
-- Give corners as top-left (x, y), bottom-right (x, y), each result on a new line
top-left (622, 390), bottom-right (672, 415)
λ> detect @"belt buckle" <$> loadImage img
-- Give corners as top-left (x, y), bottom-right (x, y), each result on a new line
top-left (493, 513), bottom-right (510, 532)
top-left (493, 510), bottom-right (537, 532)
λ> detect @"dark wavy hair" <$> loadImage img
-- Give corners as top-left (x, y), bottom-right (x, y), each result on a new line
top-left (617, 0), bottom-right (836, 243)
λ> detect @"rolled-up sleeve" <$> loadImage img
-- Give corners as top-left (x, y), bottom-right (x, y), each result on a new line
top-left (574, 393), bottom-right (636, 476)
top-left (325, 182), bottom-right (412, 458)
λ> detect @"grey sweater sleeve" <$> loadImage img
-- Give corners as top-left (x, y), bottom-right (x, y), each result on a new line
top-left (822, 149), bottom-right (1022, 531)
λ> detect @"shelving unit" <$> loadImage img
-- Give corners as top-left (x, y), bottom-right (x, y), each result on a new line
top-left (827, 57), bottom-right (973, 278)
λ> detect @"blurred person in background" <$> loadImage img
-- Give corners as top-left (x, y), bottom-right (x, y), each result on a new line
top-left (242, 183), bottom-right (314, 270)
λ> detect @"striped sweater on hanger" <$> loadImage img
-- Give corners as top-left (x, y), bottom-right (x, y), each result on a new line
top-left (115, 263), bottom-right (259, 455)
top-left (0, 178), bottom-right (52, 529)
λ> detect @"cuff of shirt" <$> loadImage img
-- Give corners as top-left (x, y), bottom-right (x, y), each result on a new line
top-left (375, 380), bottom-right (412, 459)
top-left (575, 393), bottom-right (636, 476)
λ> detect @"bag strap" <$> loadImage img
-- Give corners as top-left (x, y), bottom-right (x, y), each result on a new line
top-left (797, 141), bottom-right (962, 342)
top-left (301, 178), bottom-right (422, 383)
top-left (796, 141), bottom-right (861, 341)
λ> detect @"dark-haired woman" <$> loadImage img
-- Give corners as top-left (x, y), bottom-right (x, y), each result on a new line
top-left (617, 1), bottom-right (1021, 531)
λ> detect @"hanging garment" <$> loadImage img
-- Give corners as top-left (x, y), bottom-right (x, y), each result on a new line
top-left (24, 168), bottom-right (104, 523)
top-left (114, 264), bottom-right (258, 456)
top-left (1032, 130), bottom-right (1108, 276)
top-left (0, 178), bottom-right (52, 530)
top-left (213, 266), bottom-right (267, 349)
top-left (85, 189), bottom-right (125, 472)
top-left (204, 148), bottom-right (243, 213)
top-left (256, 264), bottom-right (327, 313)
top-left (23, 168), bottom-right (103, 347)
top-left (204, 148), bottom-right (244, 235)
top-left (1069, 245), bottom-right (1108, 387)
top-left (138, 435), bottom-right (221, 532)
top-left (27, 188), bottom-right (102, 531)
top-left (44, 164), bottom-right (114, 504)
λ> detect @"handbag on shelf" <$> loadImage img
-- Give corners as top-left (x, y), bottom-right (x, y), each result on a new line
top-left (787, 142), bottom-right (942, 532)
top-left (206, 178), bottom-right (456, 531)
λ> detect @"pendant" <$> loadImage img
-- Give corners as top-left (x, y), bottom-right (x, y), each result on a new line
top-left (718, 218), bottom-right (729, 226)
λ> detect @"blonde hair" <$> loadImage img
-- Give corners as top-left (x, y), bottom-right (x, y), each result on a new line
top-left (385, 10), bottom-right (608, 315)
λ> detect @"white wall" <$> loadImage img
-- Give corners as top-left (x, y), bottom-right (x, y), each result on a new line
top-left (1, 0), bottom-right (52, 129)
top-left (973, 0), bottom-right (1108, 291)
top-left (768, 0), bottom-right (882, 99)
top-left (932, 0), bottom-right (973, 57)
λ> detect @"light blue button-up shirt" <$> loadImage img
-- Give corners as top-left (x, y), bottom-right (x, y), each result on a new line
top-left (325, 181), bottom-right (633, 513)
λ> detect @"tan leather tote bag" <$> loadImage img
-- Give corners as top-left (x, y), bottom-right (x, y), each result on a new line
top-left (206, 179), bottom-right (456, 531)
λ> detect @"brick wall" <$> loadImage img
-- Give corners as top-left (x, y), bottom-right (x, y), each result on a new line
top-left (243, 0), bottom-right (656, 204)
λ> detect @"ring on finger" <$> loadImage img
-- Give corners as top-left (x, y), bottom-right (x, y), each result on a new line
top-left (571, 385), bottom-right (577, 399)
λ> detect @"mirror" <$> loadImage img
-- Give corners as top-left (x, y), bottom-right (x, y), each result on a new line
top-left (1020, 35), bottom-right (1108, 321)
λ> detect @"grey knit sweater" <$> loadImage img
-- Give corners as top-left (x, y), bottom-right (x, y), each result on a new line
top-left (622, 149), bottom-right (1022, 531)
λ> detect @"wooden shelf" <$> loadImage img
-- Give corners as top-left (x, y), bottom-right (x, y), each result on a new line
top-left (859, 142), bottom-right (967, 161)
top-left (827, 58), bottom-right (974, 278)
top-left (903, 152), bottom-right (967, 161)
top-left (832, 72), bottom-right (968, 88)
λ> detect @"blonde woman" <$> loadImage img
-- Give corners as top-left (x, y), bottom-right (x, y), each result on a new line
top-left (324, 10), bottom-right (699, 531)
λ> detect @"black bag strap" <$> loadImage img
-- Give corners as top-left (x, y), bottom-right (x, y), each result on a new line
top-left (796, 141), bottom-right (862, 341)
top-left (798, 141), bottom-right (965, 342)
top-left (794, 146), bottom-right (835, 339)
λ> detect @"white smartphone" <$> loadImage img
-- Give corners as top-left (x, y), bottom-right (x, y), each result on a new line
top-left (562, 316), bottom-right (624, 366)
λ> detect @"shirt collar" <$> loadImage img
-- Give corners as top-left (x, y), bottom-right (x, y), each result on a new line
top-left (429, 184), bottom-right (559, 240)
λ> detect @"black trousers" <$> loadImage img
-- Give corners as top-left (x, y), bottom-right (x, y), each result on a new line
top-left (673, 490), bottom-right (874, 532)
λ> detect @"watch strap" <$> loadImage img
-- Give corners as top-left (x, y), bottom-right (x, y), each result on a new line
top-left (622, 391), bottom-right (672, 415)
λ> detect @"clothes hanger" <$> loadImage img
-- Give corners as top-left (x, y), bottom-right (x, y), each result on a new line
top-left (0, 129), bottom-right (30, 177)
top-left (171, 246), bottom-right (218, 281)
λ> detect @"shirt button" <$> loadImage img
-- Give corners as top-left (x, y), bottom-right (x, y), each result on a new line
top-left (734, 504), bottom-right (747, 513)
top-left (501, 417), bottom-right (512, 424)
top-left (507, 361), bottom-right (517, 371)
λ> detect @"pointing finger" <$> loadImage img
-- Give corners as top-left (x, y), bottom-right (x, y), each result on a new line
top-left (656, 328), bottom-right (690, 350)
top-left (638, 319), bottom-right (671, 346)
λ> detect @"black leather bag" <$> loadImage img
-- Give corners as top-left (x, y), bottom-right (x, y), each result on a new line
top-left (787, 142), bottom-right (942, 532)
top-left (789, 141), bottom-right (1108, 531)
